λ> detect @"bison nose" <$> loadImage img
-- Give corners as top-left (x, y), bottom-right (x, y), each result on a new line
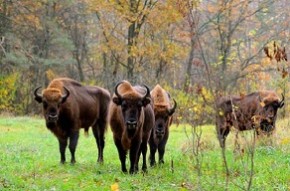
top-left (267, 116), bottom-right (275, 121)
top-left (126, 120), bottom-right (137, 130)
top-left (156, 128), bottom-right (164, 133)
top-left (156, 126), bottom-right (164, 136)
top-left (48, 114), bottom-right (58, 122)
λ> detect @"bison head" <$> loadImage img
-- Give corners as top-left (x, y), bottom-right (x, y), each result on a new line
top-left (112, 81), bottom-right (151, 135)
top-left (34, 86), bottom-right (70, 128)
top-left (153, 99), bottom-right (177, 139)
top-left (259, 93), bottom-right (284, 132)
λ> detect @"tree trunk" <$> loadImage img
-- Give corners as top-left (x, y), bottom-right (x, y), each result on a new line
top-left (127, 21), bottom-right (135, 82)
top-left (183, 39), bottom-right (195, 92)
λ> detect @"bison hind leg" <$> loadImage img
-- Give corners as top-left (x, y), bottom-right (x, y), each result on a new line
top-left (92, 120), bottom-right (107, 164)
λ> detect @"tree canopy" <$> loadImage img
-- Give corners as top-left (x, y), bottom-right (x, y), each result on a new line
top-left (0, 0), bottom-right (288, 118)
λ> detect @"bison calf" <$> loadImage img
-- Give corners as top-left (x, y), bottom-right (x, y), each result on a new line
top-left (34, 78), bottom-right (111, 164)
top-left (216, 90), bottom-right (284, 148)
top-left (108, 81), bottom-right (154, 174)
top-left (149, 85), bottom-right (176, 166)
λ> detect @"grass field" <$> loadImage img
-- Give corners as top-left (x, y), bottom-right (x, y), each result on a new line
top-left (1, 116), bottom-right (290, 191)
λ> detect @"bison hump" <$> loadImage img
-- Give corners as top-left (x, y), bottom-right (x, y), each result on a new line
top-left (151, 84), bottom-right (169, 107)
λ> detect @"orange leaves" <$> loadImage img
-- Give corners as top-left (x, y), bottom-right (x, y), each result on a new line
top-left (264, 42), bottom-right (287, 62)
top-left (264, 41), bottom-right (288, 78)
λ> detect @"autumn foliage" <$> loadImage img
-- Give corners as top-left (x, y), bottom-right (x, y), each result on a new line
top-left (0, 0), bottom-right (289, 119)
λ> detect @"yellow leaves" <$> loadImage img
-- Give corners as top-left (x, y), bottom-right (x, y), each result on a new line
top-left (111, 183), bottom-right (119, 191)
top-left (0, 73), bottom-right (18, 112)
top-left (129, 45), bottom-right (139, 57)
top-left (11, 1), bottom-right (42, 29)
top-left (280, 138), bottom-right (290, 145)
top-left (46, 69), bottom-right (56, 81)
top-left (248, 29), bottom-right (256, 37)
top-left (219, 111), bottom-right (224, 116)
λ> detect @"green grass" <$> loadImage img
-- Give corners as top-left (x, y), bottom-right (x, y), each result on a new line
top-left (0, 117), bottom-right (290, 190)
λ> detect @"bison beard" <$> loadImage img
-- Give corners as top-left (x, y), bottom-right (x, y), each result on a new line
top-left (109, 81), bottom-right (154, 174)
top-left (216, 91), bottom-right (284, 148)
top-left (34, 78), bottom-right (111, 164)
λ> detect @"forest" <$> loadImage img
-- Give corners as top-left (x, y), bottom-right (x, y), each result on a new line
top-left (0, 0), bottom-right (288, 118)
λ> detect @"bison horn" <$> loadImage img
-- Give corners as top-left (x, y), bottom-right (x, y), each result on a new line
top-left (114, 81), bottom-right (124, 99)
top-left (168, 99), bottom-right (177, 116)
top-left (142, 84), bottom-right (151, 99)
top-left (34, 86), bottom-right (43, 103)
top-left (61, 86), bottom-right (70, 103)
top-left (279, 93), bottom-right (285, 108)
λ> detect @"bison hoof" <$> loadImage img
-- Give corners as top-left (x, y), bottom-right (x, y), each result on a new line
top-left (129, 169), bottom-right (137, 174)
top-left (70, 159), bottom-right (76, 164)
top-left (142, 167), bottom-right (147, 173)
top-left (150, 161), bottom-right (156, 167)
top-left (97, 158), bottom-right (104, 164)
top-left (122, 169), bottom-right (128, 174)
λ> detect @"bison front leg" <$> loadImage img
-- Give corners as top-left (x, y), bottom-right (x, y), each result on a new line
top-left (58, 138), bottom-right (68, 164)
top-left (140, 141), bottom-right (148, 172)
top-left (158, 146), bottom-right (165, 164)
top-left (149, 143), bottom-right (157, 167)
top-left (129, 141), bottom-right (141, 174)
top-left (114, 138), bottom-right (127, 173)
top-left (158, 137), bottom-right (168, 165)
top-left (69, 131), bottom-right (79, 164)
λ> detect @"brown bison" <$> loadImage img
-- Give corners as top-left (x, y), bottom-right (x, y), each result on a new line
top-left (216, 90), bottom-right (284, 147)
top-left (149, 85), bottom-right (176, 166)
top-left (108, 80), bottom-right (154, 174)
top-left (34, 78), bottom-right (111, 164)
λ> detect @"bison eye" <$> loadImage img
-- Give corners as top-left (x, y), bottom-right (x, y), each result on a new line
top-left (137, 101), bottom-right (143, 108)
top-left (43, 101), bottom-right (48, 109)
top-left (121, 101), bottom-right (128, 109)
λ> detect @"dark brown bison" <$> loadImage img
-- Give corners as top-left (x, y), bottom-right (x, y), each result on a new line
top-left (149, 84), bottom-right (176, 166)
top-left (34, 78), bottom-right (111, 164)
top-left (216, 90), bottom-right (284, 147)
top-left (108, 80), bottom-right (154, 174)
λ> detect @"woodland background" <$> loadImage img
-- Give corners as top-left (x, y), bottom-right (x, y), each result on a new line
top-left (0, 0), bottom-right (289, 122)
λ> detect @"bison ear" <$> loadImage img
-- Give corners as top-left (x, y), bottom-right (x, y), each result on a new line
top-left (142, 97), bottom-right (151, 106)
top-left (113, 97), bottom-right (122, 105)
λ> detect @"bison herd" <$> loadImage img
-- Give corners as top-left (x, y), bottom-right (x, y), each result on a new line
top-left (34, 77), bottom-right (284, 174)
